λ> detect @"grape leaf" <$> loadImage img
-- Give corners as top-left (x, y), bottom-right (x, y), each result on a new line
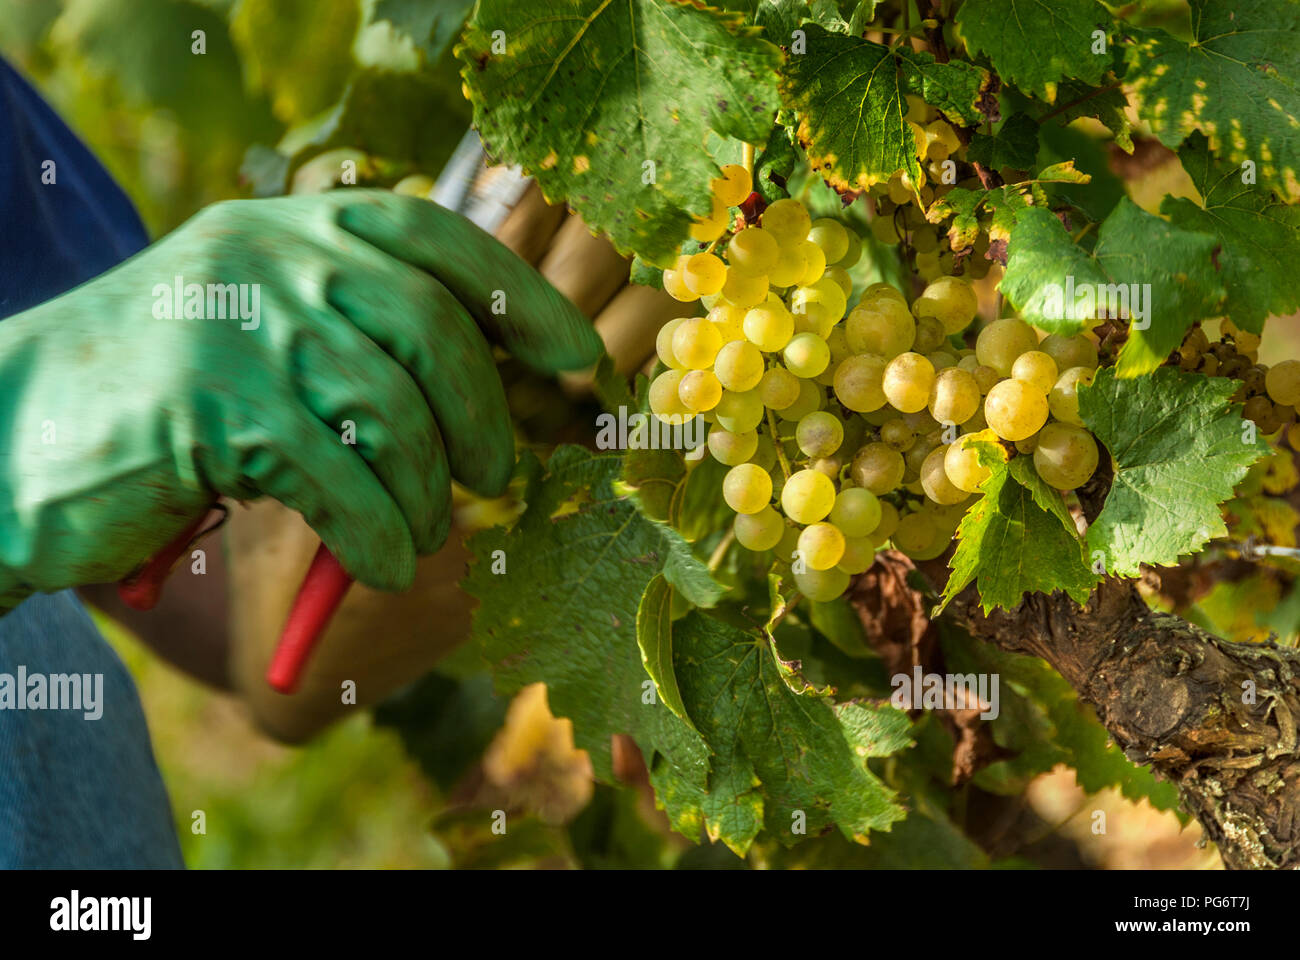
top-left (636, 575), bottom-right (695, 729)
top-left (1093, 199), bottom-right (1225, 376)
top-left (672, 611), bottom-right (911, 854)
top-left (1045, 78), bottom-right (1134, 153)
top-left (926, 184), bottom-right (1031, 253)
top-left (781, 25), bottom-right (991, 192)
top-left (754, 0), bottom-right (849, 37)
top-left (1001, 199), bottom-right (1224, 366)
top-left (1123, 0), bottom-right (1300, 203)
top-left (954, 0), bottom-right (1112, 100)
top-left (966, 112), bottom-right (1040, 171)
top-left (940, 441), bottom-right (1099, 614)
top-left (374, 0), bottom-right (474, 63)
top-left (941, 629), bottom-right (1181, 812)
top-left (1079, 367), bottom-right (1271, 577)
top-left (1161, 132), bottom-right (1300, 335)
top-left (457, 0), bottom-right (782, 266)
top-left (1036, 121), bottom-right (1124, 222)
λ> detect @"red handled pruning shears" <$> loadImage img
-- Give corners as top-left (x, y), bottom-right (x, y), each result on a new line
top-left (117, 506), bottom-right (353, 694)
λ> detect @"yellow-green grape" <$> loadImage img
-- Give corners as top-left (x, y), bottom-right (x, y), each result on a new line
top-left (767, 243), bottom-right (807, 287)
top-left (781, 468), bottom-right (837, 524)
top-left (723, 463), bottom-right (773, 514)
top-left (683, 252), bottom-right (727, 297)
top-left (928, 367), bottom-right (981, 425)
top-left (1033, 422), bottom-right (1100, 490)
top-left (727, 227), bottom-right (780, 276)
top-left (708, 304), bottom-right (746, 342)
top-left (963, 406), bottom-right (989, 434)
top-left (656, 318), bottom-right (687, 369)
top-left (775, 523), bottom-right (801, 566)
top-left (976, 317), bottom-right (1037, 376)
top-left (944, 430), bottom-right (996, 493)
top-left (892, 511), bottom-right (937, 555)
top-left (1266, 360), bottom-right (1300, 406)
top-left (733, 505), bottom-right (785, 552)
top-left (714, 388), bottom-right (765, 433)
top-left (886, 171), bottom-right (912, 204)
top-left (721, 269), bottom-right (768, 309)
top-left (714, 339), bottom-right (765, 392)
top-left (779, 377), bottom-right (824, 421)
top-left (672, 316), bottom-right (723, 370)
top-left (796, 240), bottom-right (827, 286)
top-left (921, 446), bottom-right (969, 505)
top-left (1040, 333), bottom-right (1098, 373)
top-left (784, 332), bottom-right (831, 379)
top-left (689, 196), bottom-right (729, 243)
top-left (984, 378), bottom-right (1050, 441)
top-left (393, 174), bottom-right (435, 197)
top-left (1048, 366), bottom-right (1096, 426)
top-left (837, 535), bottom-right (875, 574)
top-left (807, 218), bottom-right (849, 264)
top-left (1011, 350), bottom-right (1059, 395)
top-left (883, 352), bottom-right (936, 413)
top-left (972, 364), bottom-right (1001, 394)
top-left (707, 425), bottom-right (759, 466)
top-left (743, 302), bottom-right (795, 352)
top-left (912, 225), bottom-right (940, 254)
top-left (870, 214), bottom-right (902, 244)
top-left (928, 351), bottom-right (958, 371)
top-left (912, 315), bottom-right (946, 354)
top-left (762, 198), bottom-right (813, 245)
top-left (759, 367), bottom-right (801, 410)
top-left (880, 417), bottom-right (916, 452)
top-left (826, 325), bottom-right (852, 364)
top-left (829, 486), bottom-right (881, 538)
top-left (957, 353), bottom-right (980, 373)
top-left (662, 255), bottom-right (700, 303)
top-left (794, 567), bottom-right (851, 602)
top-left (851, 442), bottom-right (905, 495)
top-left (678, 369), bottom-right (722, 412)
top-left (846, 300), bottom-right (916, 358)
top-left (833, 354), bottom-right (888, 412)
top-left (1015, 433), bottom-right (1039, 455)
top-left (649, 370), bottom-right (692, 423)
top-left (823, 265), bottom-right (853, 298)
top-left (862, 282), bottom-right (908, 305)
top-left (752, 434), bottom-right (778, 472)
top-left (796, 411), bottom-right (844, 458)
top-left (868, 500), bottom-right (900, 548)
top-left (798, 522), bottom-right (846, 571)
top-left (836, 229), bottom-right (863, 268)
top-left (712, 163), bottom-right (752, 207)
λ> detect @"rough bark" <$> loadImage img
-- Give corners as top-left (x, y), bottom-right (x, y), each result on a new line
top-left (939, 574), bottom-right (1300, 870)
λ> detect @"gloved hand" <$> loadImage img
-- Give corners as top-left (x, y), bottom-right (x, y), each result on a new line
top-left (0, 189), bottom-right (602, 611)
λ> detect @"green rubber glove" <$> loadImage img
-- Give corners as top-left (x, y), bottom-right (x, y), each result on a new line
top-left (0, 189), bottom-right (603, 610)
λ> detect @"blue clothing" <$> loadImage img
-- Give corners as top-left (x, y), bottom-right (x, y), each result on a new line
top-left (0, 58), bottom-right (183, 868)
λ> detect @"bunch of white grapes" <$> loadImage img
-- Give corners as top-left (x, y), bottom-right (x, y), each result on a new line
top-left (649, 181), bottom-right (1108, 604)
top-left (865, 96), bottom-right (992, 281)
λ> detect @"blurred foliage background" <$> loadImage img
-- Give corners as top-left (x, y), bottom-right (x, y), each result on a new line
top-left (5, 0), bottom-right (1287, 870)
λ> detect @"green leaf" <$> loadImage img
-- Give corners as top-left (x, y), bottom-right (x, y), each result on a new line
top-left (1162, 131), bottom-right (1300, 335)
top-left (954, 0), bottom-right (1112, 100)
top-left (1037, 121), bottom-right (1124, 222)
top-left (636, 575), bottom-right (696, 729)
top-left (673, 611), bottom-right (911, 854)
top-left (1123, 1), bottom-right (1300, 203)
top-left (781, 25), bottom-right (990, 193)
top-left (374, 0), bottom-right (474, 63)
top-left (1000, 206), bottom-right (1109, 332)
top-left (940, 441), bottom-right (1099, 614)
top-left (966, 112), bottom-right (1040, 171)
top-left (941, 629), bottom-right (1181, 812)
top-left (1080, 367), bottom-right (1271, 577)
top-left (231, 0), bottom-right (360, 125)
top-left (1000, 199), bottom-right (1224, 361)
top-left (457, 0), bottom-right (782, 266)
top-left (926, 183), bottom-right (1032, 253)
top-left (1045, 79), bottom-right (1134, 153)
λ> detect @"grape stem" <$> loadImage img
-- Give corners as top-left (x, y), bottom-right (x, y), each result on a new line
top-left (742, 142), bottom-right (755, 177)
top-left (708, 529), bottom-right (736, 572)
top-left (767, 406), bottom-right (792, 481)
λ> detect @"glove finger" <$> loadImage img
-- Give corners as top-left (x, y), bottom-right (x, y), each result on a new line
top-left (329, 190), bottom-right (604, 375)
top-left (323, 252), bottom-right (515, 498)
top-left (288, 311), bottom-right (452, 556)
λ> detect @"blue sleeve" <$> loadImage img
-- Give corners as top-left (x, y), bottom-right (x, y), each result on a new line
top-left (0, 58), bottom-right (149, 319)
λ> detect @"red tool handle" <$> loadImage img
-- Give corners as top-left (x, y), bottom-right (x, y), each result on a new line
top-left (265, 544), bottom-right (354, 694)
top-left (118, 510), bottom-right (354, 694)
